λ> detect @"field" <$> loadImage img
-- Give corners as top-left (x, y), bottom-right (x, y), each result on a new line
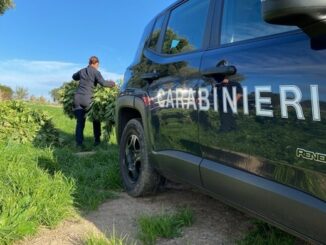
top-left (0, 103), bottom-right (304, 245)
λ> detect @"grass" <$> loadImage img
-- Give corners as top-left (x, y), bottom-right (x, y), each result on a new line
top-left (238, 221), bottom-right (296, 245)
top-left (85, 230), bottom-right (135, 245)
top-left (0, 143), bottom-right (75, 244)
top-left (137, 207), bottom-right (194, 245)
top-left (29, 103), bottom-right (122, 211)
top-left (0, 102), bottom-right (122, 244)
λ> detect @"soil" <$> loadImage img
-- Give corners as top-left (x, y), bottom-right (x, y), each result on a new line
top-left (17, 184), bottom-right (252, 245)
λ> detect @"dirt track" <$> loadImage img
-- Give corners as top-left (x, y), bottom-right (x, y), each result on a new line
top-left (18, 184), bottom-right (253, 245)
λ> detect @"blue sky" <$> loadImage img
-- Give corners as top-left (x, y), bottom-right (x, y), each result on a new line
top-left (0, 0), bottom-right (175, 97)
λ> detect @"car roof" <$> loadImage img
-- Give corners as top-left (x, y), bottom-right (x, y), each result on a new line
top-left (152, 0), bottom-right (184, 21)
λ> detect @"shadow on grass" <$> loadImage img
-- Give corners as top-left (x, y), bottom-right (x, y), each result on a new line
top-left (36, 129), bottom-right (122, 213)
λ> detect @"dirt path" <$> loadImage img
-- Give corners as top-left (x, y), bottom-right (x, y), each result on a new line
top-left (18, 187), bottom-right (252, 245)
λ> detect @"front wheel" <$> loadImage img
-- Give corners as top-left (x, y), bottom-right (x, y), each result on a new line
top-left (119, 119), bottom-right (161, 197)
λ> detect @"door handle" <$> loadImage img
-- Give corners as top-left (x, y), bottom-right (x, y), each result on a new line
top-left (140, 72), bottom-right (161, 81)
top-left (202, 65), bottom-right (237, 77)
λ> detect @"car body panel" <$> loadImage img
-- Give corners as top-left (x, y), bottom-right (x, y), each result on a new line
top-left (199, 31), bottom-right (326, 202)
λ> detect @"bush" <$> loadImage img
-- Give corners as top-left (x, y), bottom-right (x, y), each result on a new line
top-left (59, 81), bottom-right (119, 139)
top-left (0, 100), bottom-right (60, 146)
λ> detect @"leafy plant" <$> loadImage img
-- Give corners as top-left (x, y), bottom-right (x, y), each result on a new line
top-left (59, 81), bottom-right (79, 119)
top-left (88, 86), bottom-right (119, 140)
top-left (59, 81), bottom-right (119, 139)
top-left (0, 100), bottom-right (60, 146)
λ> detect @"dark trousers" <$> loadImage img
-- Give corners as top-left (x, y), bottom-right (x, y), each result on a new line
top-left (75, 109), bottom-right (101, 145)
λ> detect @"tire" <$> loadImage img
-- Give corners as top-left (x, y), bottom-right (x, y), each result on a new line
top-left (119, 118), bottom-right (161, 197)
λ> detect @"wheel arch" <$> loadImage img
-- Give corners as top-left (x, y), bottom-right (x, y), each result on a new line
top-left (116, 96), bottom-right (151, 148)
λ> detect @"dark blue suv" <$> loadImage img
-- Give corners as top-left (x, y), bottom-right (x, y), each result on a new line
top-left (116, 0), bottom-right (326, 243)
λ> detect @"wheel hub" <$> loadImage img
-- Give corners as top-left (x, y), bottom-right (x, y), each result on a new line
top-left (125, 134), bottom-right (141, 182)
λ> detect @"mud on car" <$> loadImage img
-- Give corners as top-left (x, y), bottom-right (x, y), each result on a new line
top-left (116, 0), bottom-right (326, 243)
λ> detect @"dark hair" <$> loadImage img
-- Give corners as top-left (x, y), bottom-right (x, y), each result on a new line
top-left (89, 56), bottom-right (99, 65)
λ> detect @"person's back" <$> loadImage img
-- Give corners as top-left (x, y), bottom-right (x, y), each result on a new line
top-left (72, 56), bottom-right (115, 149)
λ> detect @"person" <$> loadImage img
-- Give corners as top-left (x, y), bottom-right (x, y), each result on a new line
top-left (72, 56), bottom-right (115, 149)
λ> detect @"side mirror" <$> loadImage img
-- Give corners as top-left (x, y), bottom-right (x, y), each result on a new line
top-left (262, 0), bottom-right (326, 40)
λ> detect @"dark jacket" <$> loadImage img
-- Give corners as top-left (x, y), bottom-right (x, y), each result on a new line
top-left (72, 66), bottom-right (114, 110)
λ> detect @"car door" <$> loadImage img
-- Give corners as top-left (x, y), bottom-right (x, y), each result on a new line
top-left (132, 0), bottom-right (214, 186)
top-left (198, 0), bottom-right (326, 201)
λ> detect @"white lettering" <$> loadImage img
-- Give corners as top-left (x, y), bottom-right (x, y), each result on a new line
top-left (157, 89), bottom-right (166, 108)
top-left (223, 87), bottom-right (238, 114)
top-left (166, 89), bottom-right (174, 108)
top-left (213, 87), bottom-right (218, 112)
top-left (255, 86), bottom-right (273, 117)
top-left (280, 85), bottom-right (305, 120)
top-left (311, 85), bottom-right (321, 121)
top-left (242, 86), bottom-right (249, 115)
top-left (175, 89), bottom-right (185, 109)
top-left (186, 88), bottom-right (197, 110)
top-left (198, 88), bottom-right (210, 111)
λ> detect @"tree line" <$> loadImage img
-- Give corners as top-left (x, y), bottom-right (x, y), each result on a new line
top-left (0, 84), bottom-right (50, 103)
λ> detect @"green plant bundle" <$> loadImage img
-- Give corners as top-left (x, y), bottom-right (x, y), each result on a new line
top-left (0, 100), bottom-right (60, 146)
top-left (58, 80), bottom-right (79, 119)
top-left (88, 86), bottom-right (119, 139)
top-left (59, 81), bottom-right (119, 138)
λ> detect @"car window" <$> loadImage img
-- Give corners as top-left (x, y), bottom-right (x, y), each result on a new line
top-left (148, 14), bottom-right (165, 51)
top-left (133, 20), bottom-right (155, 63)
top-left (162, 0), bottom-right (211, 55)
top-left (221, 0), bottom-right (298, 45)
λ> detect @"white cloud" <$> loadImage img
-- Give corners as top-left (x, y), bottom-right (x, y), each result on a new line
top-left (0, 59), bottom-right (123, 98)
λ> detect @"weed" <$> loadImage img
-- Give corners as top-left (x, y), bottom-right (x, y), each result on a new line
top-left (85, 229), bottom-right (135, 245)
top-left (137, 207), bottom-right (194, 245)
top-left (238, 221), bottom-right (296, 245)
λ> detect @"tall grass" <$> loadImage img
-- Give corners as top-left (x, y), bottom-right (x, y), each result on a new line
top-left (0, 103), bottom-right (122, 244)
top-left (0, 143), bottom-right (75, 244)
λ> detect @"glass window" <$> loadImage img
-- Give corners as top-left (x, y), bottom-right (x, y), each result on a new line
top-left (221, 0), bottom-right (298, 44)
top-left (162, 0), bottom-right (211, 55)
top-left (148, 15), bottom-right (165, 51)
top-left (133, 20), bottom-right (155, 63)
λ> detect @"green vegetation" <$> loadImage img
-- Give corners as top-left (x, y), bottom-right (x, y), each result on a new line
top-left (0, 84), bottom-right (13, 101)
top-left (0, 101), bottom-right (60, 146)
top-left (13, 87), bottom-right (28, 100)
top-left (238, 221), bottom-right (296, 245)
top-left (49, 87), bottom-right (61, 103)
top-left (85, 230), bottom-right (134, 245)
top-left (0, 143), bottom-right (75, 244)
top-left (27, 103), bottom-right (122, 211)
top-left (58, 80), bottom-right (119, 139)
top-left (0, 102), bottom-right (121, 244)
top-left (137, 207), bottom-right (194, 245)
top-left (0, 0), bottom-right (14, 15)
